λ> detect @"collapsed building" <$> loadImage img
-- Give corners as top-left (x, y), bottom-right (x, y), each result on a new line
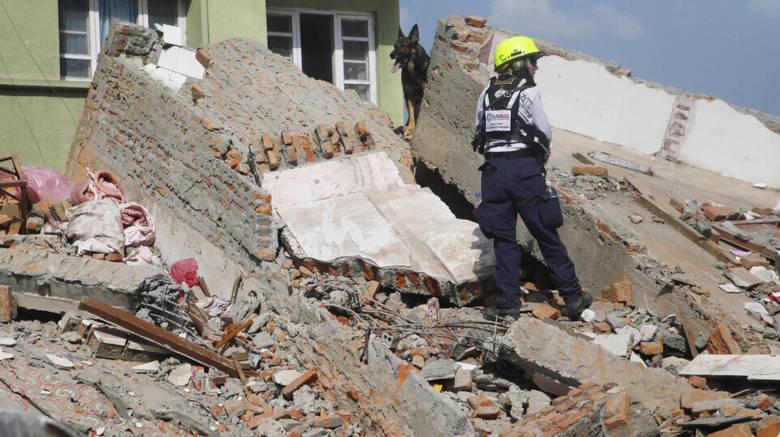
top-left (0, 16), bottom-right (777, 437)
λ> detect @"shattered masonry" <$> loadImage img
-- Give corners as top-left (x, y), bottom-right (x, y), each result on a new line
top-left (0, 16), bottom-right (778, 437)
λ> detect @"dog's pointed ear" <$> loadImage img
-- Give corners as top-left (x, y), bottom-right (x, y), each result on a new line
top-left (410, 24), bottom-right (420, 42)
top-left (398, 26), bottom-right (405, 38)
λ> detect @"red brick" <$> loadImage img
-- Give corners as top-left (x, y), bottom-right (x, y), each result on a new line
top-left (532, 303), bottom-right (561, 320)
top-left (601, 280), bottom-right (633, 306)
top-left (464, 15), bottom-right (487, 27)
top-left (639, 342), bottom-right (663, 356)
top-left (706, 323), bottom-right (741, 355)
top-left (603, 390), bottom-right (629, 430)
top-left (281, 131), bottom-right (293, 145)
top-left (571, 165), bottom-right (608, 177)
top-left (195, 48), bottom-right (212, 68)
top-left (450, 42), bottom-right (469, 53)
top-left (313, 415), bottom-right (344, 429)
top-left (741, 255), bottom-right (770, 269)
top-left (669, 198), bottom-right (685, 213)
top-left (191, 83), bottom-right (206, 102)
top-left (701, 203), bottom-right (732, 221)
top-left (467, 32), bottom-right (490, 44)
top-left (687, 376), bottom-right (707, 389)
top-left (593, 322), bottom-right (612, 333)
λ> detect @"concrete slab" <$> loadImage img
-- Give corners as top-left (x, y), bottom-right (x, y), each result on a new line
top-left (156, 46), bottom-right (204, 79)
top-left (501, 317), bottom-right (694, 416)
top-left (0, 241), bottom-right (166, 312)
top-left (270, 153), bottom-right (495, 304)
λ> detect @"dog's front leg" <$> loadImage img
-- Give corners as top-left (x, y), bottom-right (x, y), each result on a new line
top-left (404, 98), bottom-right (416, 139)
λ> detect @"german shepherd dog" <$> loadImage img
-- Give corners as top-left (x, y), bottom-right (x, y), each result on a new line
top-left (390, 25), bottom-right (430, 139)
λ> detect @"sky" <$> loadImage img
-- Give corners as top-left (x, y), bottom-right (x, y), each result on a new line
top-left (399, 0), bottom-right (780, 116)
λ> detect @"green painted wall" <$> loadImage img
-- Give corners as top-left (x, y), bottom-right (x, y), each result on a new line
top-left (1, 0), bottom-right (401, 171)
top-left (266, 0), bottom-right (403, 125)
top-left (188, 0), bottom-right (267, 47)
top-left (0, 88), bottom-right (84, 171)
top-left (0, 0), bottom-right (60, 81)
top-left (0, 0), bottom-right (85, 172)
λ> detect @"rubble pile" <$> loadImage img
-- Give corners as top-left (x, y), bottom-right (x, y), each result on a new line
top-left (0, 17), bottom-right (779, 437)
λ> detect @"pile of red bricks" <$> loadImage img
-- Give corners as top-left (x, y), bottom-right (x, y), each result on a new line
top-left (500, 383), bottom-right (630, 436)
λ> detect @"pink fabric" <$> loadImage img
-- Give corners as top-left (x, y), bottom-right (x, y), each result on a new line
top-left (121, 202), bottom-right (155, 247)
top-left (22, 167), bottom-right (73, 204)
top-left (171, 258), bottom-right (199, 288)
top-left (70, 169), bottom-right (126, 205)
top-left (125, 246), bottom-right (161, 267)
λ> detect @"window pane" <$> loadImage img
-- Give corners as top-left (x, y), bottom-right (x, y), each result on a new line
top-left (345, 83), bottom-right (369, 102)
top-left (60, 32), bottom-right (89, 55)
top-left (149, 0), bottom-right (178, 26)
top-left (344, 61), bottom-right (367, 81)
top-left (99, 0), bottom-right (138, 45)
top-left (268, 14), bottom-right (292, 33)
top-left (341, 19), bottom-right (368, 38)
top-left (60, 58), bottom-right (91, 78)
top-left (60, 0), bottom-right (89, 32)
top-left (343, 40), bottom-right (368, 62)
top-left (268, 35), bottom-right (293, 60)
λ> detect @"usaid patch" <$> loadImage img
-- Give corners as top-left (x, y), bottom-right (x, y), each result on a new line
top-left (485, 110), bottom-right (511, 132)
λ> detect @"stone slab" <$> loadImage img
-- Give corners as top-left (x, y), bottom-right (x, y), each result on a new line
top-left (500, 317), bottom-right (694, 416)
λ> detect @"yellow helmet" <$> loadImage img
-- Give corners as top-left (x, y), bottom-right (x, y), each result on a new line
top-left (494, 36), bottom-right (542, 69)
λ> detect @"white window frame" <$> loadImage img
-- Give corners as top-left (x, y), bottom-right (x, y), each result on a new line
top-left (266, 7), bottom-right (377, 105)
top-left (63, 0), bottom-right (187, 80)
top-left (266, 11), bottom-right (301, 68)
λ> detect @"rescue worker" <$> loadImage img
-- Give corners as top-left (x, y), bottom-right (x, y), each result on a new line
top-left (474, 36), bottom-right (592, 320)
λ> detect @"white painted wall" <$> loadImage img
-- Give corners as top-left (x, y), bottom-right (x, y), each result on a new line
top-left (680, 99), bottom-right (780, 188)
top-left (536, 56), bottom-right (675, 155)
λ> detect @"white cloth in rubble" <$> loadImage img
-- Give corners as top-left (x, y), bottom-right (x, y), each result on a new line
top-left (65, 199), bottom-right (125, 255)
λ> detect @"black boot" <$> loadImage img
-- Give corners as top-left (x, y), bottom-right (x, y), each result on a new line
top-left (484, 307), bottom-right (521, 322)
top-left (561, 291), bottom-right (593, 320)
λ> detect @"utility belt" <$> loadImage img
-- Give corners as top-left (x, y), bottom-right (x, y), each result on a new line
top-left (484, 148), bottom-right (537, 160)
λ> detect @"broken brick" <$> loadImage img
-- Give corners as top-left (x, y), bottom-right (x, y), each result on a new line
top-left (450, 42), bottom-right (470, 53)
top-left (638, 342), bottom-right (663, 356)
top-left (706, 323), bottom-right (741, 355)
top-left (593, 322), bottom-right (612, 333)
top-left (571, 165), bottom-right (608, 177)
top-left (312, 415), bottom-right (344, 429)
top-left (701, 203), bottom-right (733, 221)
top-left (687, 376), bottom-right (707, 389)
top-left (532, 303), bottom-right (561, 320)
top-left (195, 48), bottom-right (212, 68)
top-left (475, 402), bottom-right (500, 419)
top-left (600, 280), bottom-right (633, 307)
top-left (464, 15), bottom-right (487, 28)
top-left (467, 32), bottom-right (490, 44)
top-left (191, 83), bottom-right (206, 102)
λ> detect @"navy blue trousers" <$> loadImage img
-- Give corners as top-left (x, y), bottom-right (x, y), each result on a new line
top-left (476, 156), bottom-right (582, 309)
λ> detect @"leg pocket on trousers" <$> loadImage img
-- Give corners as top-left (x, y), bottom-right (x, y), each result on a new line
top-left (538, 188), bottom-right (564, 229)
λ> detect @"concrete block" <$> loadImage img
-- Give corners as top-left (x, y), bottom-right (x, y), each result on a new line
top-left (88, 329), bottom-right (127, 359)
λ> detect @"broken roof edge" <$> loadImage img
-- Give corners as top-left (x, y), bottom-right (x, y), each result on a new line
top-left (443, 15), bottom-right (780, 132)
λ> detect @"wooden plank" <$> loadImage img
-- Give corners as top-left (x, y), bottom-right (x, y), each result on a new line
top-left (680, 354), bottom-right (780, 381)
top-left (214, 313), bottom-right (256, 349)
top-left (571, 152), bottom-right (595, 165)
top-left (711, 222), bottom-right (777, 258)
top-left (79, 297), bottom-right (238, 377)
